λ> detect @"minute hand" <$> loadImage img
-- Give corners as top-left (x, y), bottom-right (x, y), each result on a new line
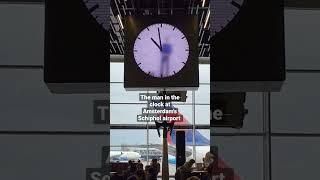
top-left (158, 28), bottom-right (162, 51)
top-left (151, 38), bottom-right (162, 51)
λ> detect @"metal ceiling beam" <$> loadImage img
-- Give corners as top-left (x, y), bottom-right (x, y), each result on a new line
top-left (1, 0), bottom-right (320, 9)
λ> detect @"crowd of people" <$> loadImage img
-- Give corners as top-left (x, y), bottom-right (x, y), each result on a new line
top-left (175, 152), bottom-right (216, 180)
top-left (111, 159), bottom-right (160, 180)
top-left (110, 151), bottom-right (217, 180)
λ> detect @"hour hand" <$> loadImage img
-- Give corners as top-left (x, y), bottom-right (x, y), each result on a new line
top-left (151, 38), bottom-right (162, 51)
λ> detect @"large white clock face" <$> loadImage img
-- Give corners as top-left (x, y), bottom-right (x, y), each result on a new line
top-left (211, 0), bottom-right (245, 36)
top-left (83, 0), bottom-right (109, 30)
top-left (133, 23), bottom-right (190, 78)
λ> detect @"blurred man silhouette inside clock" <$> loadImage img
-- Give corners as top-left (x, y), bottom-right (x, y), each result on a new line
top-left (160, 37), bottom-right (172, 77)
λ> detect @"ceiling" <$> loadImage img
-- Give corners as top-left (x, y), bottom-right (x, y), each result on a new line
top-left (2, 0), bottom-right (319, 58)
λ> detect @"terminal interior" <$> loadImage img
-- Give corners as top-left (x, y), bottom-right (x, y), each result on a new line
top-left (1, 0), bottom-right (320, 180)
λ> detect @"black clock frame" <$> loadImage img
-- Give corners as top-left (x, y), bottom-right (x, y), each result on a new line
top-left (124, 15), bottom-right (199, 91)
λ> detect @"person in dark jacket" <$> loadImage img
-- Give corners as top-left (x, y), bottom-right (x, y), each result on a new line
top-left (146, 166), bottom-right (157, 180)
top-left (175, 159), bottom-right (196, 180)
top-left (150, 159), bottom-right (160, 176)
top-left (136, 169), bottom-right (146, 180)
top-left (124, 160), bottom-right (137, 179)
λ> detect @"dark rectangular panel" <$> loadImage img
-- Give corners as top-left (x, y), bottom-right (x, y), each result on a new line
top-left (176, 130), bottom-right (186, 168)
top-left (211, 0), bottom-right (285, 92)
top-left (44, 0), bottom-right (109, 93)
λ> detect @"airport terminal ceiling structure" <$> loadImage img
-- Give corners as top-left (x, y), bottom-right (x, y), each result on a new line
top-left (2, 0), bottom-right (320, 62)
top-left (1, 0), bottom-right (320, 8)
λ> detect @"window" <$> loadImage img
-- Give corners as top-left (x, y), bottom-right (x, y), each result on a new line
top-left (110, 62), bottom-right (211, 176)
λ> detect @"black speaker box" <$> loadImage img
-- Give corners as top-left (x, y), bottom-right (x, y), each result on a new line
top-left (176, 131), bottom-right (186, 168)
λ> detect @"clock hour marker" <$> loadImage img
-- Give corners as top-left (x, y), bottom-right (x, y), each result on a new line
top-left (137, 37), bottom-right (141, 40)
top-left (173, 27), bottom-right (176, 31)
top-left (182, 62), bottom-right (186, 65)
top-left (148, 72), bottom-right (151, 75)
top-left (181, 36), bottom-right (186, 39)
top-left (160, 23), bottom-right (162, 27)
top-left (231, 0), bottom-right (241, 9)
top-left (173, 71), bottom-right (176, 74)
top-left (185, 49), bottom-right (189, 51)
top-left (137, 63), bottom-right (141, 66)
top-left (134, 50), bottom-right (138, 52)
top-left (146, 27), bottom-right (150, 31)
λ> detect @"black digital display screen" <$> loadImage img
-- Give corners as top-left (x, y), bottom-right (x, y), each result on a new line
top-left (211, 0), bottom-right (285, 83)
top-left (44, 0), bottom-right (109, 93)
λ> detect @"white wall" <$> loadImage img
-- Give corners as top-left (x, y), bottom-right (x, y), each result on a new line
top-left (0, 4), bottom-right (108, 180)
top-left (0, 4), bottom-right (44, 65)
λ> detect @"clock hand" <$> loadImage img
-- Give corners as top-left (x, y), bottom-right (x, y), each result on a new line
top-left (158, 28), bottom-right (162, 51)
top-left (151, 38), bottom-right (162, 51)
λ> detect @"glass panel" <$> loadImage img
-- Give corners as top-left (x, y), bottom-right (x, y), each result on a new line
top-left (170, 104), bottom-right (193, 123)
top-left (195, 105), bottom-right (210, 125)
top-left (110, 63), bottom-right (124, 82)
top-left (195, 84), bottom-right (210, 104)
top-left (110, 129), bottom-right (147, 145)
top-left (110, 104), bottom-right (148, 124)
top-left (110, 84), bottom-right (193, 104)
top-left (199, 64), bottom-right (210, 83)
top-left (110, 129), bottom-right (212, 177)
top-left (111, 129), bottom-right (178, 176)
top-left (110, 83), bottom-right (149, 103)
top-left (167, 91), bottom-right (193, 104)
